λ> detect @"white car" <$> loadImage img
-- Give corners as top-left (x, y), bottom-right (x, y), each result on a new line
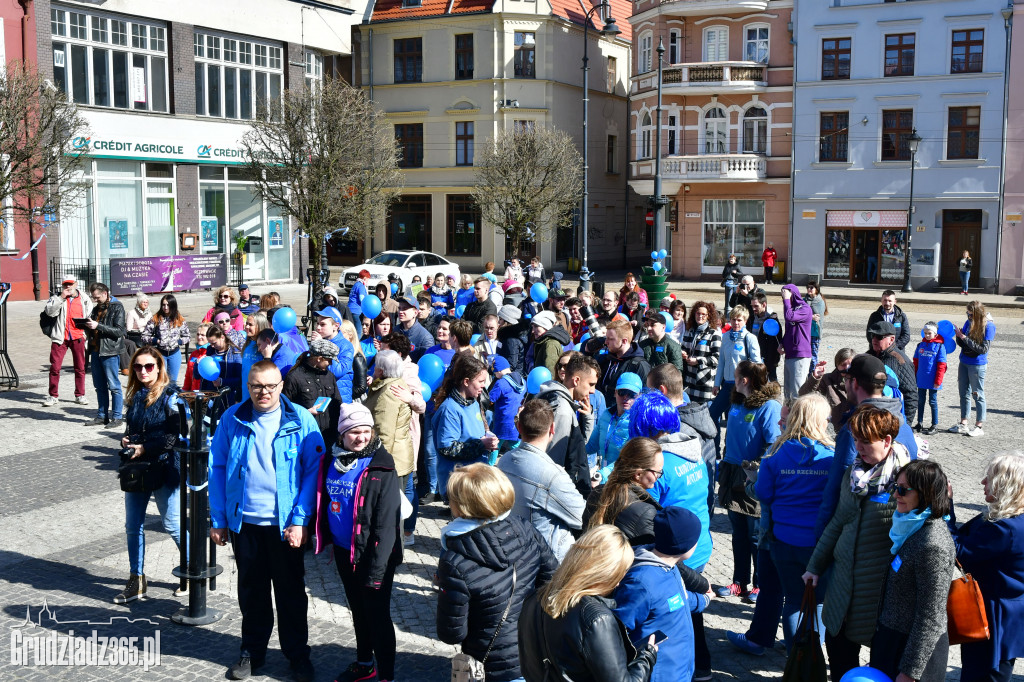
top-left (339, 250), bottom-right (462, 297)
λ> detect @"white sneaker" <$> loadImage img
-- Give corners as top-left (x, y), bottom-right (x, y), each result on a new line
top-left (404, 533), bottom-right (415, 547)
top-left (948, 423), bottom-right (968, 434)
top-left (967, 426), bottom-right (984, 438)
top-left (75, 396), bottom-right (88, 405)
top-left (42, 395), bottom-right (58, 407)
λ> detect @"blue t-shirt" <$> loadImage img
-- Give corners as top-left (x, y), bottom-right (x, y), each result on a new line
top-left (724, 399), bottom-right (782, 465)
top-left (959, 320), bottom-right (996, 366)
top-left (326, 458), bottom-right (371, 549)
top-left (243, 405), bottom-right (282, 525)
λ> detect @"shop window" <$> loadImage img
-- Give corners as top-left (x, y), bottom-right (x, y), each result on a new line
top-left (514, 32), bottom-right (536, 78)
top-left (455, 34), bottom-right (474, 80)
top-left (951, 29), bottom-right (983, 73)
top-left (396, 124), bottom-right (424, 168)
top-left (947, 106), bottom-right (980, 160)
top-left (884, 33), bottom-right (915, 77)
top-left (822, 37), bottom-right (851, 80)
top-left (701, 199), bottom-right (764, 271)
top-left (882, 109), bottom-right (914, 160)
top-left (742, 107), bottom-right (767, 154)
top-left (394, 38), bottom-right (423, 83)
top-left (195, 30), bottom-right (282, 119)
top-left (447, 195), bottom-right (481, 256)
top-left (819, 112), bottom-right (849, 162)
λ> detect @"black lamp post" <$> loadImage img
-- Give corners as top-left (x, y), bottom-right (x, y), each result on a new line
top-left (902, 128), bottom-right (922, 293)
top-left (580, 3), bottom-right (621, 290)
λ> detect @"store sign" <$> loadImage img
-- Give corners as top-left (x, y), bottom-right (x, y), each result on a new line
top-left (70, 134), bottom-right (270, 165)
top-left (826, 210), bottom-right (907, 228)
top-left (110, 254), bottom-right (227, 296)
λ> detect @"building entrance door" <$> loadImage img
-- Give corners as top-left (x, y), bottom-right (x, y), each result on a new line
top-left (940, 210), bottom-right (981, 287)
top-left (851, 229), bottom-right (880, 283)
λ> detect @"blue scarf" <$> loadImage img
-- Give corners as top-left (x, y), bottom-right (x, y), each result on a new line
top-left (889, 507), bottom-right (932, 555)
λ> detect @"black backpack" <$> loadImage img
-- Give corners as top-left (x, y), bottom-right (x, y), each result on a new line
top-left (40, 308), bottom-right (58, 337)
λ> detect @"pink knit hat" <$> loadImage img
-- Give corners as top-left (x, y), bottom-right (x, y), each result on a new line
top-left (337, 403), bottom-right (373, 435)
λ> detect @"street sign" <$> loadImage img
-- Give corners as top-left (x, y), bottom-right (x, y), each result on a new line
top-left (645, 211), bottom-right (654, 227)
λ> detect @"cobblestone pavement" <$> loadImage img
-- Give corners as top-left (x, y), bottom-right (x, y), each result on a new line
top-left (1, 297), bottom-right (1022, 680)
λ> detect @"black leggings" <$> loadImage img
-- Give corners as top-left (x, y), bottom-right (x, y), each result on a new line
top-left (335, 546), bottom-right (398, 680)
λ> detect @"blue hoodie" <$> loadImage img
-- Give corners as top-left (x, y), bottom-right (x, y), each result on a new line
top-left (651, 432), bottom-right (713, 570)
top-left (723, 384), bottom-right (782, 466)
top-left (613, 547), bottom-right (710, 682)
top-left (489, 371), bottom-right (525, 441)
top-left (755, 437), bottom-right (835, 547)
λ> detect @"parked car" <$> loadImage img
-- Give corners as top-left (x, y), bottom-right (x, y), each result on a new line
top-left (339, 250), bottom-right (462, 296)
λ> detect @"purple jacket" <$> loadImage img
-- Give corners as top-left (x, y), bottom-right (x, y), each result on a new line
top-left (781, 284), bottom-right (812, 359)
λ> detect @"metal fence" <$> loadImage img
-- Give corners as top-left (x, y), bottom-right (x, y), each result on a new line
top-left (48, 258), bottom-right (110, 295)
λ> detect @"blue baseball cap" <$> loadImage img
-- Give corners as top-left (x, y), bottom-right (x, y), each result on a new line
top-left (315, 306), bottom-right (344, 326)
top-left (616, 372), bottom-right (643, 395)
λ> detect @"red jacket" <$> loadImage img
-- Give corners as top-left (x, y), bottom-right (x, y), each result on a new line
top-left (762, 248), bottom-right (777, 267)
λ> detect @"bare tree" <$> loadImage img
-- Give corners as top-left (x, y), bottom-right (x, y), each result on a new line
top-left (0, 62), bottom-right (90, 297)
top-left (239, 79), bottom-right (403, 294)
top-left (472, 125), bottom-right (583, 258)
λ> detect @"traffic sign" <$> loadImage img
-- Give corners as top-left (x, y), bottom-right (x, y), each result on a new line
top-left (645, 211), bottom-right (654, 227)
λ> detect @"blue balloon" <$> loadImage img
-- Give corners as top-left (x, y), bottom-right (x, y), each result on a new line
top-left (272, 307), bottom-right (296, 333)
top-left (840, 667), bottom-right (892, 682)
top-left (651, 251), bottom-right (659, 260)
top-left (936, 320), bottom-right (958, 353)
top-left (660, 311), bottom-right (674, 333)
top-left (762, 317), bottom-right (781, 336)
top-left (652, 262), bottom-right (662, 272)
top-left (530, 283), bottom-right (548, 304)
top-left (580, 332), bottom-right (591, 345)
top-left (421, 382), bottom-right (432, 403)
top-left (417, 354), bottom-right (444, 388)
top-left (455, 304), bottom-right (467, 318)
top-left (526, 366), bottom-right (552, 394)
top-left (471, 334), bottom-right (481, 345)
top-left (574, 343), bottom-right (581, 351)
top-left (391, 282), bottom-right (399, 295)
top-left (197, 355), bottom-right (221, 381)
top-left (658, 249), bottom-right (668, 259)
top-left (361, 295), bottom-right (382, 320)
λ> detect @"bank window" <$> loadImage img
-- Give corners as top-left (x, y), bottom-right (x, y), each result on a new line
top-left (947, 106), bottom-right (980, 160)
top-left (514, 32), bottom-right (536, 79)
top-left (702, 200), bottom-right (764, 271)
top-left (882, 109), bottom-right (914, 160)
top-left (396, 124), bottom-right (424, 168)
top-left (884, 33), bottom-right (915, 77)
top-left (447, 195), bottom-right (481, 256)
top-left (195, 30), bottom-right (283, 120)
top-left (394, 38), bottom-right (423, 83)
top-left (819, 111), bottom-right (849, 162)
top-left (456, 122), bottom-right (474, 166)
top-left (455, 34), bottom-right (473, 80)
top-left (822, 37), bottom-right (851, 79)
top-left (951, 29), bottom-right (983, 73)
top-left (50, 6), bottom-right (168, 113)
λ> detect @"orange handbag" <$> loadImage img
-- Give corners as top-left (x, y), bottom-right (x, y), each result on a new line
top-left (947, 560), bottom-right (990, 645)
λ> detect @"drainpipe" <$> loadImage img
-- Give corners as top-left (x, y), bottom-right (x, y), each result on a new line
top-left (995, 4), bottom-right (1013, 293)
top-left (624, 81), bottom-right (631, 269)
top-left (19, 0), bottom-right (41, 300)
top-left (786, 16), bottom-right (797, 285)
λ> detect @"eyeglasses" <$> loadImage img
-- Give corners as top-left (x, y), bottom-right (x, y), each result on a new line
top-left (616, 389), bottom-right (637, 399)
top-left (646, 468), bottom-right (664, 480)
top-left (894, 484), bottom-right (914, 497)
top-left (248, 381), bottom-right (283, 394)
top-left (133, 362), bottom-right (156, 372)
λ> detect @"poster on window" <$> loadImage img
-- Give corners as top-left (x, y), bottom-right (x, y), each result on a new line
top-left (880, 230), bottom-right (906, 281)
top-left (131, 66), bottom-right (147, 104)
top-left (269, 218), bottom-right (284, 248)
top-left (107, 219), bottom-right (129, 251)
top-left (826, 230), bottom-right (851, 278)
top-left (201, 217), bottom-right (219, 248)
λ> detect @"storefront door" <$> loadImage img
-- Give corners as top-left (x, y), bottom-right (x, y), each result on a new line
top-left (851, 230), bottom-right (880, 283)
top-left (940, 210), bottom-right (981, 287)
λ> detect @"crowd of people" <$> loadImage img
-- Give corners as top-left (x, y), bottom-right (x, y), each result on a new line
top-left (36, 260), bottom-right (1019, 682)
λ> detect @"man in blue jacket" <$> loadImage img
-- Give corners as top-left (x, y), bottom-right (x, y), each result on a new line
top-left (309, 306), bottom-right (354, 402)
top-left (209, 360), bottom-right (325, 682)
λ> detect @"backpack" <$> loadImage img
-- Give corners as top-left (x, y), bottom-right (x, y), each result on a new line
top-left (39, 308), bottom-right (58, 337)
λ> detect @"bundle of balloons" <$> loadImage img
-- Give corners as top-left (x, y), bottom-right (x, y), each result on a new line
top-left (650, 249), bottom-right (669, 273)
top-left (197, 355), bottom-right (221, 382)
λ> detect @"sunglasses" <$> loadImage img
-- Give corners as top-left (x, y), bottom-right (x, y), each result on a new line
top-left (894, 484), bottom-right (914, 497)
top-left (133, 362), bottom-right (156, 372)
top-left (616, 389), bottom-right (637, 399)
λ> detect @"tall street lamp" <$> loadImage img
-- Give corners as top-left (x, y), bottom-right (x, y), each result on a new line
top-left (580, 3), bottom-right (621, 290)
top-left (902, 128), bottom-right (922, 293)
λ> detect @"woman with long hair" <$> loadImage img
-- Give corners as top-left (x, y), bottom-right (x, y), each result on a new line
top-left (202, 285), bottom-right (244, 330)
top-left (668, 299), bottom-right (687, 345)
top-left (959, 249), bottom-right (974, 295)
top-left (950, 300), bottom-right (996, 437)
top-left (142, 294), bottom-right (190, 385)
top-left (583, 437), bottom-right (664, 545)
top-left (518, 525), bottom-right (658, 682)
top-left (680, 301), bottom-right (722, 404)
top-left (240, 312), bottom-right (270, 402)
top-left (437, 464), bottom-right (558, 682)
top-left (115, 347), bottom-right (182, 604)
top-left (456, 274), bottom-right (476, 310)
top-left (340, 319), bottom-right (368, 401)
top-left (618, 272), bottom-right (649, 308)
top-left (805, 282), bottom-right (829, 377)
top-left (432, 354), bottom-right (499, 500)
top-left (201, 326), bottom-right (243, 405)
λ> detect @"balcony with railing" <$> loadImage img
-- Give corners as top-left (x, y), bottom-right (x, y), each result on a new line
top-left (632, 61), bottom-right (767, 95)
top-left (657, 0), bottom-right (768, 16)
top-left (630, 154), bottom-right (767, 186)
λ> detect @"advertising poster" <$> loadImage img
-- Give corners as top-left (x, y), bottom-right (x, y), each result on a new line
top-left (110, 254), bottom-right (227, 296)
top-left (269, 218), bottom-right (284, 248)
top-left (107, 219), bottom-right (129, 251)
top-left (201, 217), bottom-right (219, 248)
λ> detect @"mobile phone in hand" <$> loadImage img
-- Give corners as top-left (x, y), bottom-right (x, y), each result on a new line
top-left (652, 630), bottom-right (669, 645)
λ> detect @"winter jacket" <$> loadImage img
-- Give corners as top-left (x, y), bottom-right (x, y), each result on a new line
top-left (437, 515), bottom-right (559, 682)
top-left (720, 383), bottom-right (783, 516)
top-left (124, 385), bottom-right (182, 489)
top-left (957, 319), bottom-right (996, 365)
top-left (866, 304), bottom-right (911, 352)
top-left (781, 284), bottom-right (812, 359)
top-left (721, 263), bottom-right (743, 286)
top-left (351, 351), bottom-right (368, 401)
top-left (952, 512), bottom-right (1024, 671)
top-left (87, 299), bottom-right (127, 358)
top-left (596, 343), bottom-right (651, 405)
top-left (913, 338), bottom-right (948, 390)
top-left (202, 304), bottom-right (245, 331)
top-left (588, 407), bottom-right (632, 481)
top-left (210, 396), bottom-right (326, 538)
top-left (677, 401), bottom-right (717, 468)
top-left (429, 285), bottom-right (455, 312)
top-left (44, 291), bottom-right (93, 343)
top-left (680, 325), bottom-right (721, 403)
top-left (876, 518), bottom-right (955, 680)
top-left (799, 368), bottom-right (852, 427)
top-left (869, 344), bottom-right (918, 420)
top-left (532, 325), bottom-right (573, 375)
top-left (613, 548), bottom-right (710, 682)
top-left (755, 437), bottom-right (834, 547)
top-left (639, 333), bottom-right (685, 373)
top-left (762, 247), bottom-right (777, 267)
top-left (463, 299), bottom-right (498, 334)
top-left (815, 396), bottom-right (918, 537)
top-left (325, 334), bottom-right (355, 403)
top-left (283, 360), bottom-right (341, 447)
top-left (729, 286), bottom-right (764, 316)
top-left (497, 442), bottom-right (586, 562)
top-left (313, 440), bottom-right (403, 586)
top-left (363, 377), bottom-right (414, 476)
top-left (518, 593), bottom-right (657, 682)
top-left (583, 484), bottom-right (662, 547)
top-left (714, 327), bottom-right (761, 388)
top-left (237, 299), bottom-right (261, 316)
top-left (651, 431), bottom-right (713, 570)
top-left (497, 323), bottom-right (529, 376)
top-left (200, 345), bottom-right (244, 405)
top-left (434, 391), bottom-right (491, 464)
top-left (536, 380), bottom-right (594, 496)
top-left (806, 444), bottom-right (911, 645)
top-left (489, 371), bottom-right (526, 441)
top-left (142, 316), bottom-right (191, 356)
top-left (750, 308), bottom-right (784, 369)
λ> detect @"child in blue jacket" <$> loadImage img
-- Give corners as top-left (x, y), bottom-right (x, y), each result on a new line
top-left (613, 507), bottom-right (711, 682)
top-left (487, 356), bottom-right (525, 455)
top-left (913, 321), bottom-right (947, 435)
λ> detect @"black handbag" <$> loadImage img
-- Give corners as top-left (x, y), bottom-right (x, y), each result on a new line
top-left (118, 452), bottom-right (165, 493)
top-left (39, 309), bottom-right (58, 337)
top-left (782, 582), bottom-right (828, 682)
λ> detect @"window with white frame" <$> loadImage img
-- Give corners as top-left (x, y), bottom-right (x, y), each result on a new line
top-left (703, 26), bottom-right (728, 62)
top-left (639, 33), bottom-right (653, 73)
top-left (744, 25), bottom-right (769, 63)
top-left (669, 30), bottom-right (681, 64)
top-left (742, 107), bottom-right (767, 153)
top-left (640, 112), bottom-right (653, 159)
top-left (305, 51), bottom-right (323, 93)
top-left (194, 30), bottom-right (283, 119)
top-left (50, 5), bottom-right (168, 112)
top-left (703, 107), bottom-right (728, 154)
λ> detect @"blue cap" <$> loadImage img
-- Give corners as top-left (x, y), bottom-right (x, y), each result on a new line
top-left (616, 372), bottom-right (643, 394)
top-left (491, 356), bottom-right (511, 373)
top-left (653, 507), bottom-right (702, 556)
top-left (315, 306), bottom-right (343, 326)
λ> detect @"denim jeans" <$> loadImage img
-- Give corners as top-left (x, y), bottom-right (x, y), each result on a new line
top-left (727, 510), bottom-right (759, 588)
top-left (163, 349), bottom-right (182, 386)
top-left (400, 473), bottom-right (418, 534)
top-left (959, 362), bottom-right (987, 423)
top-left (960, 270), bottom-right (971, 293)
top-left (423, 413), bottom-right (438, 494)
top-left (808, 338), bottom-right (821, 378)
top-left (124, 482), bottom-right (181, 575)
top-left (91, 352), bottom-right (123, 420)
top-left (708, 381), bottom-right (733, 459)
top-left (745, 547), bottom-right (784, 648)
top-left (917, 388), bottom-right (939, 426)
top-left (771, 540), bottom-right (824, 653)
top-left (725, 284), bottom-right (737, 314)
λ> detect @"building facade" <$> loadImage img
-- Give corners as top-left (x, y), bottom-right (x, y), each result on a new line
top-left (791, 0), bottom-right (1008, 291)
top-left (628, 0), bottom-right (793, 281)
top-left (998, 0), bottom-right (1021, 294)
top-left (6, 0), bottom-right (363, 300)
top-left (353, 0), bottom-right (632, 273)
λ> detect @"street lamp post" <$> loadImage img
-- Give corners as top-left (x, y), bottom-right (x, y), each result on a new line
top-left (902, 128), bottom-right (922, 293)
top-left (580, 3), bottom-right (621, 291)
top-left (653, 39), bottom-right (666, 269)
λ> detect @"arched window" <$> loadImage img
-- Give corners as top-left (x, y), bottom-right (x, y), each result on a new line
top-left (703, 26), bottom-right (729, 62)
top-left (742, 106), bottom-right (768, 153)
top-left (640, 111), bottom-right (653, 159)
top-left (703, 107), bottom-right (728, 154)
top-left (744, 24), bottom-right (769, 63)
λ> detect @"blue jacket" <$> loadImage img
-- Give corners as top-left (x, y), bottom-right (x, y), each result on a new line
top-left (347, 280), bottom-right (368, 316)
top-left (430, 287), bottom-right (455, 310)
top-left (200, 346), bottom-right (243, 405)
top-left (433, 393), bottom-right (490, 463)
top-left (958, 319), bottom-right (996, 366)
top-left (587, 406), bottom-right (632, 481)
top-left (723, 384), bottom-right (782, 466)
top-left (651, 432), bottom-right (713, 570)
top-left (209, 395), bottom-right (326, 537)
top-left (455, 287), bottom-right (476, 310)
top-left (489, 371), bottom-right (525, 441)
top-left (756, 437), bottom-right (834, 547)
top-left (814, 396), bottom-right (918, 537)
top-left (913, 338), bottom-right (947, 390)
top-left (326, 334), bottom-right (354, 403)
top-left (612, 547), bottom-right (710, 682)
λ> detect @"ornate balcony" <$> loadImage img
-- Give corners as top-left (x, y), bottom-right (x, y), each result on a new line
top-left (657, 0), bottom-right (768, 17)
top-left (630, 154), bottom-right (766, 193)
top-left (632, 62), bottom-right (767, 96)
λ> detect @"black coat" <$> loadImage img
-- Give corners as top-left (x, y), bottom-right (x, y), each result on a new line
top-left (437, 516), bottom-right (558, 682)
top-left (497, 323), bottom-right (529, 376)
top-left (518, 594), bottom-right (657, 682)
top-left (463, 299), bottom-right (498, 334)
top-left (351, 352), bottom-right (368, 401)
top-left (123, 385), bottom-right (181, 488)
top-left (89, 299), bottom-right (127, 357)
top-left (721, 263), bottom-right (743, 285)
top-left (596, 343), bottom-right (650, 404)
top-left (869, 345), bottom-right (918, 422)
top-left (283, 360), bottom-right (341, 446)
top-left (866, 304), bottom-right (912, 351)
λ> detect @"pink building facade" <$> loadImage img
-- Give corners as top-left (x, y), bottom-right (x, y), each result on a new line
top-left (1000, 0), bottom-right (1024, 293)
